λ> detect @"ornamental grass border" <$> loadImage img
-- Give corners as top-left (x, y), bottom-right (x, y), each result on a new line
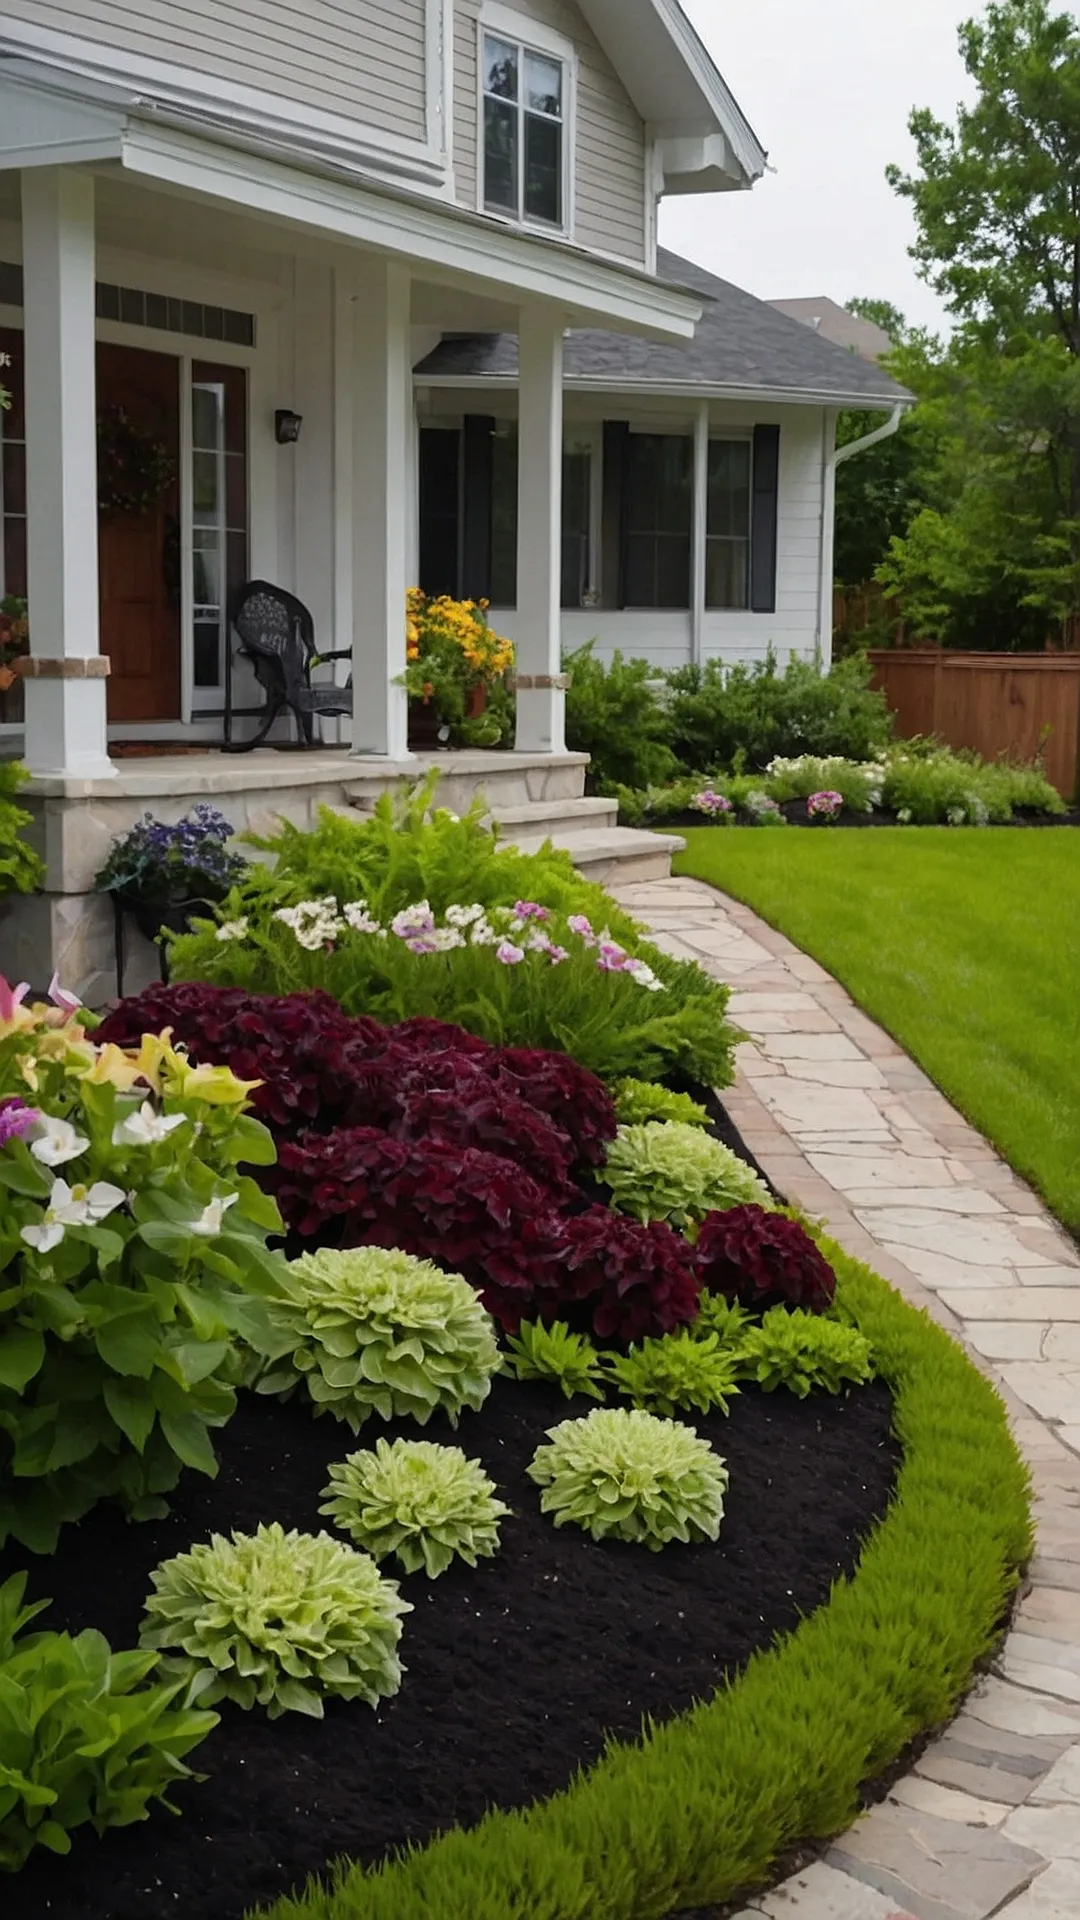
top-left (259, 1236), bottom-right (1032, 1920)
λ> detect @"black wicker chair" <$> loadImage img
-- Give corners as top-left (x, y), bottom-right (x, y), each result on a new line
top-left (222, 580), bottom-right (353, 752)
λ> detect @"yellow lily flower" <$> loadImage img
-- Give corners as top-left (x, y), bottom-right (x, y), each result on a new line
top-left (127, 1030), bottom-right (183, 1095)
top-left (169, 1059), bottom-right (262, 1107)
top-left (77, 1042), bottom-right (154, 1094)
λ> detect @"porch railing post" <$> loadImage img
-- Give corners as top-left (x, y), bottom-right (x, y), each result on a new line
top-left (514, 303), bottom-right (566, 755)
top-left (20, 166), bottom-right (114, 780)
top-left (350, 254), bottom-right (412, 760)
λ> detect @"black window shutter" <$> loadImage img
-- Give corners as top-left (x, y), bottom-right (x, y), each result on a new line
top-left (601, 420), bottom-right (630, 609)
top-left (461, 414), bottom-right (496, 601)
top-left (750, 424), bottom-right (780, 614)
top-left (418, 428), bottom-right (462, 600)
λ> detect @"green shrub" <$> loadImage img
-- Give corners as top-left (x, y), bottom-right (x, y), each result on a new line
top-left (604, 1122), bottom-right (772, 1230)
top-left (563, 644), bottom-right (678, 793)
top-left (0, 1573), bottom-right (217, 1873)
top-left (258, 1242), bottom-right (1031, 1920)
top-left (0, 1005), bottom-right (282, 1554)
top-left (0, 761), bottom-right (44, 898)
top-left (170, 896), bottom-right (740, 1091)
top-left (882, 745), bottom-right (1065, 824)
top-left (613, 1079), bottom-right (710, 1129)
top-left (504, 1320), bottom-right (608, 1402)
top-left (612, 776), bottom-right (702, 828)
top-left (604, 1330), bottom-right (742, 1417)
top-left (140, 1523), bottom-right (410, 1720)
top-left (320, 1440), bottom-right (510, 1578)
top-left (666, 652), bottom-right (893, 774)
top-left (737, 1309), bottom-right (875, 1398)
top-left (692, 1292), bottom-right (754, 1345)
top-left (762, 754), bottom-right (884, 812)
top-left (215, 777), bottom-right (643, 938)
top-left (527, 1407), bottom-right (728, 1551)
top-left (257, 1247), bottom-right (502, 1434)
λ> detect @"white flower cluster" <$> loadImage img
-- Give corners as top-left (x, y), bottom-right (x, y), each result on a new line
top-left (243, 892), bottom-right (666, 989)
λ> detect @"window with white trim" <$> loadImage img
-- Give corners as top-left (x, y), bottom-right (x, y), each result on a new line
top-left (482, 29), bottom-right (567, 230)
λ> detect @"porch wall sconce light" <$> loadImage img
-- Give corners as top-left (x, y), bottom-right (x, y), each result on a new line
top-left (275, 409), bottom-right (303, 444)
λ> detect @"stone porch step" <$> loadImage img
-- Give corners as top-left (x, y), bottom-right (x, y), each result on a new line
top-left (500, 824), bottom-right (686, 886)
top-left (489, 795), bottom-right (618, 837)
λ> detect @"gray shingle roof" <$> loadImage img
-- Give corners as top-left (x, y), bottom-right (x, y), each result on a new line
top-left (414, 248), bottom-right (912, 408)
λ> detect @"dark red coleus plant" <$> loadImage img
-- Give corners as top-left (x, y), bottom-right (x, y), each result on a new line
top-left (271, 1129), bottom-right (696, 1344)
top-left (694, 1205), bottom-right (836, 1315)
top-left (98, 986), bottom-right (616, 1177)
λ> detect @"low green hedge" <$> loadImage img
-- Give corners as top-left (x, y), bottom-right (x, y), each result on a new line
top-left (258, 1240), bottom-right (1032, 1920)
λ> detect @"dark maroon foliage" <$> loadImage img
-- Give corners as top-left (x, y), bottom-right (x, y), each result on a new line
top-left (102, 984), bottom-right (688, 1341)
top-left (487, 1048), bottom-right (617, 1169)
top-left (552, 1208), bottom-right (701, 1344)
top-left (99, 986), bottom-right (616, 1178)
top-left (694, 1205), bottom-right (837, 1315)
top-left (96, 984), bottom-right (377, 1132)
top-left (271, 1130), bottom-right (697, 1343)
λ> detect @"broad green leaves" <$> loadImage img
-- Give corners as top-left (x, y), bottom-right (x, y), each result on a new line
top-left (0, 1573), bottom-right (217, 1871)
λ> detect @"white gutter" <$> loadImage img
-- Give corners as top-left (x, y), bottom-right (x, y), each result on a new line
top-left (818, 401), bottom-right (906, 663)
top-left (833, 401), bottom-right (906, 468)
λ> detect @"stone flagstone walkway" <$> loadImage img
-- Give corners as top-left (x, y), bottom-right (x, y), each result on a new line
top-left (609, 874), bottom-right (1080, 1920)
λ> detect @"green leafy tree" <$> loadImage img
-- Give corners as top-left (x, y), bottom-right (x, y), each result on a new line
top-left (880, 0), bottom-right (1080, 645)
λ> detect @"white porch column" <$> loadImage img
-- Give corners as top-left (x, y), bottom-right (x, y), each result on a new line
top-left (21, 168), bottom-right (113, 780)
top-left (351, 254), bottom-right (412, 758)
top-left (691, 400), bottom-right (710, 668)
top-left (514, 305), bottom-right (565, 755)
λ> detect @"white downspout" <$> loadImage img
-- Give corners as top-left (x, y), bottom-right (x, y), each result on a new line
top-left (817, 402), bottom-right (905, 667)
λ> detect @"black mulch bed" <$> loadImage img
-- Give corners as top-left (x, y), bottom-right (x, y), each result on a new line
top-left (2, 1372), bottom-right (899, 1920)
top-left (637, 803), bottom-right (1080, 831)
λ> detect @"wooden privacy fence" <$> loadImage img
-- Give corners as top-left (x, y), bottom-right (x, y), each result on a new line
top-left (867, 649), bottom-right (1080, 799)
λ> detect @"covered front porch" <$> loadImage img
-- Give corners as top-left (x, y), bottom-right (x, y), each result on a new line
top-left (0, 81), bottom-right (700, 991)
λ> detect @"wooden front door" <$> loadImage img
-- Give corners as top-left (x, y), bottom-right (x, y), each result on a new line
top-left (97, 343), bottom-right (181, 724)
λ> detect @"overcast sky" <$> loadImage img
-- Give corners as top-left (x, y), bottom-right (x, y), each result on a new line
top-left (660, 0), bottom-right (977, 334)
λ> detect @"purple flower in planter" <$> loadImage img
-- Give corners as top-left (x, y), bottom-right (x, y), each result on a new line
top-left (807, 790), bottom-right (845, 822)
top-left (0, 1098), bottom-right (40, 1149)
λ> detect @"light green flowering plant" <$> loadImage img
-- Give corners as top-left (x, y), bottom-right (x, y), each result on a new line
top-left (255, 1246), bottom-right (502, 1433)
top-left (613, 1079), bottom-right (710, 1129)
top-left (321, 1439), bottom-right (510, 1578)
top-left (527, 1407), bottom-right (728, 1551)
top-left (604, 1121), bottom-right (773, 1231)
top-left (140, 1522), bottom-right (410, 1719)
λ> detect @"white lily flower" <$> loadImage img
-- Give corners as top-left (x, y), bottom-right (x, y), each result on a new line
top-left (21, 1176), bottom-right (126, 1251)
top-left (112, 1101), bottom-right (188, 1149)
top-left (30, 1114), bottom-right (90, 1167)
top-left (191, 1194), bottom-right (239, 1236)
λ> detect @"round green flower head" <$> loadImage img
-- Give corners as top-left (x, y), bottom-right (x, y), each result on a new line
top-left (527, 1406), bottom-right (728, 1552)
top-left (321, 1439), bottom-right (511, 1578)
top-left (140, 1522), bottom-right (411, 1719)
top-left (604, 1121), bottom-right (772, 1230)
top-left (259, 1246), bottom-right (502, 1433)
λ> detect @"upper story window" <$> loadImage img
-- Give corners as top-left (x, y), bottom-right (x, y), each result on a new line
top-left (482, 30), bottom-right (566, 230)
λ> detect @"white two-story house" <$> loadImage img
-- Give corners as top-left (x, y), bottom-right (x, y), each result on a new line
top-left (0, 0), bottom-right (906, 995)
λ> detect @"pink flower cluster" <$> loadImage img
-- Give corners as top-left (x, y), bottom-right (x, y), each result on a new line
top-left (807, 790), bottom-right (845, 821)
top-left (0, 1097), bottom-right (39, 1149)
top-left (691, 788), bottom-right (734, 819)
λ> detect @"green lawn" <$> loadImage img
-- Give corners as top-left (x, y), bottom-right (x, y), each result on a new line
top-left (673, 828), bottom-right (1080, 1235)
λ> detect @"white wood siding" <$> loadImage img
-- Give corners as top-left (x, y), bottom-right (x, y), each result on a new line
top-left (454, 0), bottom-right (647, 264)
top-left (498, 405), bottom-right (829, 671)
top-left (3, 0), bottom-right (430, 141)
